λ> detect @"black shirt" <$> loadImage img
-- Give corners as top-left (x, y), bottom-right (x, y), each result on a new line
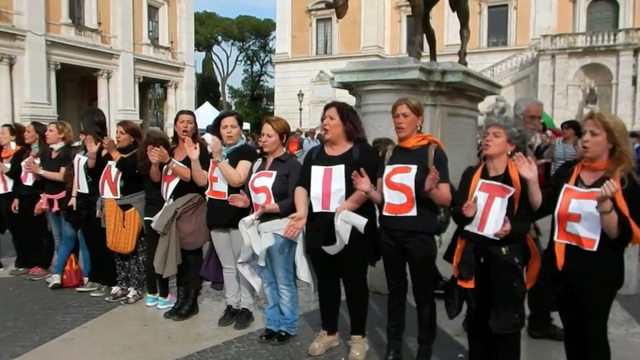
top-left (103, 148), bottom-right (144, 197)
top-left (143, 176), bottom-right (163, 218)
top-left (297, 142), bottom-right (378, 248)
top-left (537, 161), bottom-right (640, 292)
top-left (41, 146), bottom-right (73, 196)
top-left (245, 152), bottom-right (301, 224)
top-left (377, 145), bottom-right (450, 233)
top-left (207, 144), bottom-right (258, 229)
top-left (168, 146), bottom-right (210, 201)
top-left (4, 147), bottom-right (29, 197)
top-left (81, 146), bottom-right (109, 200)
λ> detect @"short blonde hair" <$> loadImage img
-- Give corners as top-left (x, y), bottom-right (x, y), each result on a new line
top-left (49, 121), bottom-right (74, 146)
top-left (391, 97), bottom-right (424, 118)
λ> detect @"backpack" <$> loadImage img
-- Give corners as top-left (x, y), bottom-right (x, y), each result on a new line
top-left (384, 143), bottom-right (452, 237)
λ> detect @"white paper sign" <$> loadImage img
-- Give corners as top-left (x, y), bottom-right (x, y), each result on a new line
top-left (248, 170), bottom-right (277, 212)
top-left (553, 184), bottom-right (601, 251)
top-left (205, 160), bottom-right (229, 200)
top-left (0, 163), bottom-right (14, 194)
top-left (161, 161), bottom-right (187, 201)
top-left (73, 154), bottom-right (89, 194)
top-left (20, 157), bottom-right (39, 187)
top-left (464, 179), bottom-right (515, 240)
top-left (310, 165), bottom-right (345, 213)
top-left (99, 161), bottom-right (122, 199)
top-left (382, 164), bottom-right (418, 216)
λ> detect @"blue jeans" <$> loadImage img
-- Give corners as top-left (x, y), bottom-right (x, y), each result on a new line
top-left (48, 211), bottom-right (91, 277)
top-left (261, 233), bottom-right (299, 335)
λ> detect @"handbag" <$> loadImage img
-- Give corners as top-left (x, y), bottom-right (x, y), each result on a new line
top-left (200, 242), bottom-right (224, 291)
top-left (62, 254), bottom-right (84, 288)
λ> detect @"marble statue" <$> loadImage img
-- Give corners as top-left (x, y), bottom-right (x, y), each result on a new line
top-left (325, 0), bottom-right (471, 66)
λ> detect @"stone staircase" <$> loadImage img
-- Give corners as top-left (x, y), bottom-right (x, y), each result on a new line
top-left (480, 42), bottom-right (541, 81)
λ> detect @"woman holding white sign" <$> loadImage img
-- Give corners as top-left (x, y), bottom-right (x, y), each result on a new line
top-left (228, 116), bottom-right (303, 345)
top-left (99, 121), bottom-right (146, 304)
top-left (206, 111), bottom-right (258, 330)
top-left (351, 97), bottom-right (452, 360)
top-left (449, 112), bottom-right (540, 360)
top-left (285, 101), bottom-right (379, 360)
top-left (518, 111), bottom-right (640, 360)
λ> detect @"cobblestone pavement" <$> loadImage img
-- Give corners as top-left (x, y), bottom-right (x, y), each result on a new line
top-left (0, 276), bottom-right (118, 360)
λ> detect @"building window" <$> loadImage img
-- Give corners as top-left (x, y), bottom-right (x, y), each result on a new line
top-left (148, 5), bottom-right (160, 44)
top-left (69, 0), bottom-right (85, 26)
top-left (406, 15), bottom-right (424, 53)
top-left (316, 18), bottom-right (333, 55)
top-left (486, 4), bottom-right (509, 47)
top-left (586, 0), bottom-right (619, 32)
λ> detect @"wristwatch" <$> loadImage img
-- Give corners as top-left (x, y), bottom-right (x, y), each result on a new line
top-left (213, 158), bottom-right (223, 163)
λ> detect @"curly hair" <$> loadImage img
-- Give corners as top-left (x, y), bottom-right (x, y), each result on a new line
top-left (322, 101), bottom-right (367, 143)
top-left (138, 128), bottom-right (172, 176)
top-left (482, 106), bottom-right (528, 154)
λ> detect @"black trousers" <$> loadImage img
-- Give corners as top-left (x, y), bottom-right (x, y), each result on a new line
top-left (380, 228), bottom-right (437, 356)
top-left (144, 220), bottom-right (169, 297)
top-left (11, 194), bottom-right (51, 269)
top-left (527, 248), bottom-right (555, 331)
top-left (78, 200), bottom-right (116, 286)
top-left (555, 280), bottom-right (617, 360)
top-left (176, 247), bottom-right (203, 291)
top-left (307, 233), bottom-right (370, 336)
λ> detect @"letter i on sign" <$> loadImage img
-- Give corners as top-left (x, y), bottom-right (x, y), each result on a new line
top-left (464, 179), bottom-right (515, 240)
top-left (310, 165), bottom-right (346, 213)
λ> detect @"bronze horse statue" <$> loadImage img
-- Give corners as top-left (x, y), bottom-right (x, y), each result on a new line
top-left (326, 0), bottom-right (470, 66)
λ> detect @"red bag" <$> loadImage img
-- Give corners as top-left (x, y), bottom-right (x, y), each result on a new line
top-left (62, 254), bottom-right (84, 288)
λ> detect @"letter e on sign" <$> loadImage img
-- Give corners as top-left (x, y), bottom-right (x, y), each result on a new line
top-left (382, 164), bottom-right (418, 216)
top-left (464, 179), bottom-right (515, 240)
top-left (205, 160), bottom-right (230, 200)
top-left (310, 165), bottom-right (346, 213)
top-left (553, 184), bottom-right (601, 251)
top-left (249, 171), bottom-right (276, 212)
top-left (99, 161), bottom-right (122, 199)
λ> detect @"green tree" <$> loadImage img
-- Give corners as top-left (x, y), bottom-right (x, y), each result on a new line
top-left (196, 51), bottom-right (221, 109)
top-left (195, 11), bottom-right (275, 110)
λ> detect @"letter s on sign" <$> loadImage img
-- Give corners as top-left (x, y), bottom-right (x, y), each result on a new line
top-left (382, 164), bottom-right (418, 216)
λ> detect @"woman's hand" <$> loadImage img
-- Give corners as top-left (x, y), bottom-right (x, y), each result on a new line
top-left (513, 153), bottom-right (538, 182)
top-left (11, 199), bottom-right (18, 213)
top-left (85, 136), bottom-right (100, 155)
top-left (68, 197), bottom-right (76, 211)
top-left (596, 179), bottom-right (619, 204)
top-left (351, 168), bottom-right (373, 194)
top-left (34, 201), bottom-right (43, 215)
top-left (102, 137), bottom-right (116, 153)
top-left (150, 146), bottom-right (171, 164)
top-left (185, 138), bottom-right (200, 160)
top-left (424, 166), bottom-right (440, 193)
top-left (211, 136), bottom-right (223, 159)
top-left (27, 160), bottom-right (42, 174)
top-left (462, 196), bottom-right (477, 218)
top-left (494, 217), bottom-right (511, 238)
top-left (284, 212), bottom-right (307, 239)
top-left (228, 190), bottom-right (250, 209)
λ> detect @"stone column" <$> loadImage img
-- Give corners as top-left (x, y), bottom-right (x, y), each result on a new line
top-left (165, 81), bottom-right (178, 129)
top-left (48, 61), bottom-right (60, 114)
top-left (94, 69), bottom-right (112, 119)
top-left (360, 0), bottom-right (385, 54)
top-left (133, 75), bottom-right (144, 125)
top-left (0, 55), bottom-right (14, 123)
top-left (537, 54), bottom-right (554, 121)
top-left (616, 50), bottom-right (635, 123)
top-left (635, 53), bottom-right (640, 130)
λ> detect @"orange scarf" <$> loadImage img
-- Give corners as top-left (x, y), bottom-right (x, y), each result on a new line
top-left (397, 134), bottom-right (444, 150)
top-left (1, 145), bottom-right (22, 160)
top-left (555, 161), bottom-right (640, 270)
top-left (452, 160), bottom-right (541, 289)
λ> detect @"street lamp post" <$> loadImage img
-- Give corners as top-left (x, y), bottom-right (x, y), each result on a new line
top-left (297, 90), bottom-right (304, 128)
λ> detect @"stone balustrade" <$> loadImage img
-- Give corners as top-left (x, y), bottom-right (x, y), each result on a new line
top-left (541, 28), bottom-right (640, 50)
top-left (480, 43), bottom-right (541, 79)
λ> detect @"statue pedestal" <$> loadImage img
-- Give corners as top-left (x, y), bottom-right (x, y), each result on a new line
top-left (620, 246), bottom-right (639, 295)
top-left (331, 58), bottom-right (501, 293)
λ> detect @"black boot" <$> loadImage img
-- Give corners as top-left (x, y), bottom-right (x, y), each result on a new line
top-left (163, 287), bottom-right (187, 319)
top-left (172, 288), bottom-right (200, 321)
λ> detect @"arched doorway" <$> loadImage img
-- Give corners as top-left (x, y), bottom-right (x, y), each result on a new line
top-left (572, 63), bottom-right (614, 119)
top-left (586, 0), bottom-right (619, 32)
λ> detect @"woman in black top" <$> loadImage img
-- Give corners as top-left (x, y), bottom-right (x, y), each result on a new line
top-left (150, 110), bottom-right (210, 320)
top-left (69, 108), bottom-right (117, 296)
top-left (11, 122), bottom-right (52, 279)
top-left (523, 111), bottom-right (640, 360)
top-left (138, 128), bottom-right (175, 310)
top-left (284, 101), bottom-right (378, 360)
top-left (351, 97), bottom-right (452, 360)
top-left (0, 123), bottom-right (27, 272)
top-left (206, 111), bottom-right (258, 330)
top-left (229, 116), bottom-right (302, 345)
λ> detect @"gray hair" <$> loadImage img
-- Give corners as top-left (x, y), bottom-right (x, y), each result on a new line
top-left (513, 97), bottom-right (544, 118)
top-left (482, 112), bottom-right (528, 154)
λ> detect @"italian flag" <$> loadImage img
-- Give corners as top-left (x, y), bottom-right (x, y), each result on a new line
top-left (543, 112), bottom-right (562, 137)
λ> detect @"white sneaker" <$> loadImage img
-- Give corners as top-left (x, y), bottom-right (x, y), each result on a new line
top-left (48, 274), bottom-right (62, 289)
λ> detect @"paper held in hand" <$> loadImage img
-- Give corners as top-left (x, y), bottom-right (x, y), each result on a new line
top-left (464, 179), bottom-right (515, 240)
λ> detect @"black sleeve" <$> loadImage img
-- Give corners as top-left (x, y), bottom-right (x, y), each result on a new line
top-left (433, 146), bottom-right (450, 184)
top-left (452, 166), bottom-right (477, 227)
top-left (611, 177), bottom-right (640, 248)
top-left (115, 152), bottom-right (139, 177)
top-left (508, 178), bottom-right (535, 241)
top-left (57, 147), bottom-right (73, 170)
top-left (376, 155), bottom-right (385, 181)
top-left (358, 143), bottom-right (378, 185)
top-left (535, 161), bottom-right (575, 220)
top-left (275, 160), bottom-right (302, 216)
top-left (198, 147), bottom-right (211, 172)
top-left (86, 148), bottom-right (109, 180)
top-left (296, 147), bottom-right (314, 193)
top-left (242, 145), bottom-right (259, 164)
top-left (6, 148), bottom-right (27, 180)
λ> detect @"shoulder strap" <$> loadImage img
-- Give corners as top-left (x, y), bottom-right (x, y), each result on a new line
top-left (352, 142), bottom-right (360, 162)
top-left (384, 145), bottom-right (395, 165)
top-left (427, 143), bottom-right (437, 168)
top-left (310, 145), bottom-right (322, 161)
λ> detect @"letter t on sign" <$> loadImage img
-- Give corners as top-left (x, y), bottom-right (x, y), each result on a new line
top-left (476, 181), bottom-right (514, 233)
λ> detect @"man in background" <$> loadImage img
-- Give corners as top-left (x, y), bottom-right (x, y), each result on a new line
top-left (302, 128), bottom-right (321, 151)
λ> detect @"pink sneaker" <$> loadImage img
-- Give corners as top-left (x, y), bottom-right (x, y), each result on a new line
top-left (27, 267), bottom-right (51, 281)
